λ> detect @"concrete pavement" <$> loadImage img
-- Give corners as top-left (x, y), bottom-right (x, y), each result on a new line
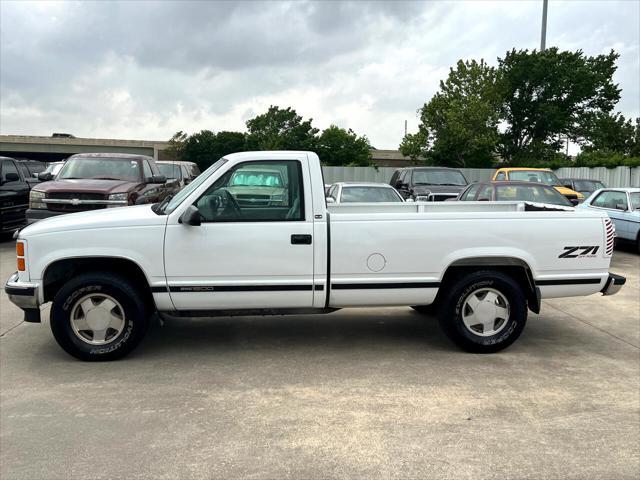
top-left (1, 237), bottom-right (638, 479)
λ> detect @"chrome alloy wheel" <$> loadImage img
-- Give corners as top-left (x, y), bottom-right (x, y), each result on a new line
top-left (461, 288), bottom-right (510, 337)
top-left (70, 293), bottom-right (126, 345)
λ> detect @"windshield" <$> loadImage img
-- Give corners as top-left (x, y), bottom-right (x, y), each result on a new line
top-left (495, 184), bottom-right (572, 206)
top-left (509, 170), bottom-right (561, 186)
top-left (630, 192), bottom-right (640, 210)
top-left (341, 186), bottom-right (403, 202)
top-left (57, 157), bottom-right (142, 181)
top-left (162, 158), bottom-right (227, 214)
top-left (574, 180), bottom-right (605, 192)
top-left (412, 169), bottom-right (467, 186)
top-left (157, 163), bottom-right (181, 180)
top-left (230, 170), bottom-right (283, 187)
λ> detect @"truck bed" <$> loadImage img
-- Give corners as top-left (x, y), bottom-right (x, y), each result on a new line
top-left (327, 201), bottom-right (573, 214)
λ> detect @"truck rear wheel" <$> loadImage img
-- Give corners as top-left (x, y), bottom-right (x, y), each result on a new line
top-left (50, 272), bottom-right (151, 361)
top-left (438, 271), bottom-right (527, 353)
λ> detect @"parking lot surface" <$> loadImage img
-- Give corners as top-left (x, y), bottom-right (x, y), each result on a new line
top-left (1, 237), bottom-right (638, 479)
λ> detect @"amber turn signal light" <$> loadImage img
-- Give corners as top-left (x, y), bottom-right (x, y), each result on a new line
top-left (17, 257), bottom-right (26, 271)
top-left (16, 242), bottom-right (25, 257)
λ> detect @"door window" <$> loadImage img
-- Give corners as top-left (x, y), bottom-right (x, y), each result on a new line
top-left (495, 172), bottom-right (506, 181)
top-left (142, 160), bottom-right (153, 179)
top-left (460, 183), bottom-right (481, 200)
top-left (591, 191), bottom-right (628, 210)
top-left (477, 184), bottom-right (493, 200)
top-left (195, 161), bottom-right (305, 222)
top-left (1, 160), bottom-right (20, 183)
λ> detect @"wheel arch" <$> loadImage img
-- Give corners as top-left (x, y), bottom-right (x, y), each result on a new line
top-left (437, 256), bottom-right (540, 314)
top-left (42, 256), bottom-right (155, 309)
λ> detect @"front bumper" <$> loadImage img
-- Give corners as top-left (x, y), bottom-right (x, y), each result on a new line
top-left (601, 273), bottom-right (626, 296)
top-left (26, 208), bottom-right (65, 224)
top-left (4, 272), bottom-right (41, 322)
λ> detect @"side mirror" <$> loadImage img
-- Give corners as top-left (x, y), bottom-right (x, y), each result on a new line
top-left (478, 196), bottom-right (491, 202)
top-left (4, 172), bottom-right (20, 182)
top-left (395, 182), bottom-right (405, 189)
top-left (180, 205), bottom-right (202, 226)
top-left (148, 175), bottom-right (166, 184)
top-left (563, 183), bottom-right (573, 189)
top-left (326, 197), bottom-right (335, 204)
top-left (38, 172), bottom-right (53, 181)
top-left (405, 198), bottom-right (415, 203)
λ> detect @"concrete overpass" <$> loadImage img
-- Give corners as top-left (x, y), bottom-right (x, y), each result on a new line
top-left (0, 135), bottom-right (170, 161)
top-left (0, 134), bottom-right (412, 166)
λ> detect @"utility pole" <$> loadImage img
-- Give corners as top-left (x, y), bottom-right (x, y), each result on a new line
top-left (540, 0), bottom-right (548, 51)
top-left (404, 120), bottom-right (407, 137)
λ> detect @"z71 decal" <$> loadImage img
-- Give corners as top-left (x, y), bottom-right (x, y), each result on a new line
top-left (558, 246), bottom-right (599, 258)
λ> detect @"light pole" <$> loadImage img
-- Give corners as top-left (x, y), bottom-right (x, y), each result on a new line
top-left (540, 0), bottom-right (548, 51)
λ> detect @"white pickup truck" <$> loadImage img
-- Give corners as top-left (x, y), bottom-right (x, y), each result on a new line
top-left (5, 151), bottom-right (626, 361)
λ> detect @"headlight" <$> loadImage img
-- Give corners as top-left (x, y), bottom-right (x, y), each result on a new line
top-left (29, 190), bottom-right (46, 209)
top-left (270, 194), bottom-right (286, 205)
top-left (107, 193), bottom-right (129, 208)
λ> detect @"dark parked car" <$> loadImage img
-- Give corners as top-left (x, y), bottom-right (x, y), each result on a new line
top-left (389, 167), bottom-right (468, 201)
top-left (27, 153), bottom-right (170, 224)
top-left (16, 159), bottom-right (47, 179)
top-left (559, 178), bottom-right (606, 197)
top-left (156, 161), bottom-right (191, 191)
top-left (457, 181), bottom-right (573, 207)
top-left (0, 156), bottom-right (40, 233)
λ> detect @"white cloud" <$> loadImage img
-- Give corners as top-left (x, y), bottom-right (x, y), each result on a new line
top-left (1, 0), bottom-right (638, 148)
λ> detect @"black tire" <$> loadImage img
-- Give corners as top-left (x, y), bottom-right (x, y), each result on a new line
top-left (50, 272), bottom-right (151, 361)
top-left (411, 304), bottom-right (439, 315)
top-left (438, 270), bottom-right (527, 353)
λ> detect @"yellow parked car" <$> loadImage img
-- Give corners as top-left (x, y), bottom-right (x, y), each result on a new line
top-left (492, 167), bottom-right (584, 204)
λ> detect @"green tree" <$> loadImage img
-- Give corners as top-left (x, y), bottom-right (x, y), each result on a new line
top-left (165, 131), bottom-right (187, 160)
top-left (408, 59), bottom-right (502, 167)
top-left (245, 105), bottom-right (319, 151)
top-left (399, 130), bottom-right (430, 164)
top-left (578, 113), bottom-right (637, 154)
top-left (316, 125), bottom-right (371, 166)
top-left (497, 48), bottom-right (621, 163)
top-left (180, 130), bottom-right (247, 171)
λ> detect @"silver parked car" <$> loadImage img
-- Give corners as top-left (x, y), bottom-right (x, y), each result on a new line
top-left (326, 182), bottom-right (405, 203)
top-left (578, 188), bottom-right (640, 251)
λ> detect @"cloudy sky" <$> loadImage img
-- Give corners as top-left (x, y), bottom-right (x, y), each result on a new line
top-left (1, 0), bottom-right (638, 149)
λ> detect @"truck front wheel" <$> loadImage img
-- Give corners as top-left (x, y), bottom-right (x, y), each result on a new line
top-left (438, 271), bottom-right (527, 353)
top-left (50, 272), bottom-right (151, 361)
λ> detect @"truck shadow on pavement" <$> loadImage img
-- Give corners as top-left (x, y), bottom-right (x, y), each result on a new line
top-left (136, 308), bottom-right (454, 359)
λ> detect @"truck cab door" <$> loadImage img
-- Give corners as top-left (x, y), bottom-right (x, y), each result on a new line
top-left (163, 158), bottom-right (315, 311)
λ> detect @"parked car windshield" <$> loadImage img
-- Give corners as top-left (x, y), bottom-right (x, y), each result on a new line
top-left (495, 184), bottom-right (572, 206)
top-left (574, 179), bottom-right (605, 192)
top-left (57, 157), bottom-right (142, 182)
top-left (341, 186), bottom-right (403, 202)
top-left (630, 192), bottom-right (640, 210)
top-left (162, 158), bottom-right (227, 214)
top-left (412, 169), bottom-right (466, 186)
top-left (157, 163), bottom-right (182, 180)
top-left (230, 170), bottom-right (283, 187)
top-left (509, 170), bottom-right (561, 186)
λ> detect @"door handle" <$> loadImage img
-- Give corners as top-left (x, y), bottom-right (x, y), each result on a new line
top-left (291, 234), bottom-right (312, 245)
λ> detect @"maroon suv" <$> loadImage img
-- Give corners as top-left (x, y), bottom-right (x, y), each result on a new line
top-left (27, 153), bottom-right (172, 224)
